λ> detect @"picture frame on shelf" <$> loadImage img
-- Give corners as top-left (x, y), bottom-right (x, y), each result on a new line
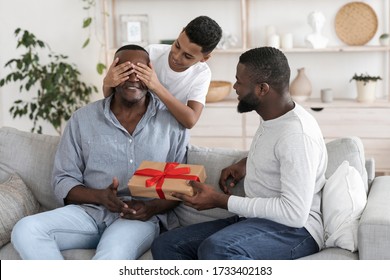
top-left (120, 14), bottom-right (148, 47)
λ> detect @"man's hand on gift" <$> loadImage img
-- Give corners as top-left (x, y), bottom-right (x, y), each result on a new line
top-left (172, 181), bottom-right (230, 211)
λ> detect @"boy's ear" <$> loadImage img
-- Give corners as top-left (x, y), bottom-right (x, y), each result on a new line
top-left (200, 54), bottom-right (211, 62)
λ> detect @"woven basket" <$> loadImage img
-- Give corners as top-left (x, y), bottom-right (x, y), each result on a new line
top-left (206, 81), bottom-right (232, 103)
top-left (335, 2), bottom-right (378, 46)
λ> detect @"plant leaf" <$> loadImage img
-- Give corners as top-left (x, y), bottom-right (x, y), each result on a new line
top-left (82, 17), bottom-right (92, 28)
top-left (96, 63), bottom-right (106, 75)
top-left (82, 38), bottom-right (90, 48)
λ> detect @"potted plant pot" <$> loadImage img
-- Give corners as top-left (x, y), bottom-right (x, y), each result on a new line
top-left (355, 80), bottom-right (377, 102)
top-left (350, 73), bottom-right (382, 103)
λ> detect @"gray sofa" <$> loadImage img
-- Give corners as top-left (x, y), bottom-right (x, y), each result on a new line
top-left (1, 126), bottom-right (390, 260)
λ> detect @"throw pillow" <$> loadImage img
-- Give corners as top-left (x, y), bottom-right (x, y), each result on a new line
top-left (325, 137), bottom-right (368, 193)
top-left (322, 161), bottom-right (367, 252)
top-left (0, 174), bottom-right (40, 247)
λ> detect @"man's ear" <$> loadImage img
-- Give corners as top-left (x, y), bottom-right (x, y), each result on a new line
top-left (200, 53), bottom-right (211, 62)
top-left (256, 83), bottom-right (270, 97)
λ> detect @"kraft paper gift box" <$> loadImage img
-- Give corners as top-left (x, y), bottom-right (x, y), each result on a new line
top-left (128, 161), bottom-right (207, 200)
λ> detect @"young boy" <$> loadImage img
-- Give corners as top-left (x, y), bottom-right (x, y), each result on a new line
top-left (103, 16), bottom-right (222, 129)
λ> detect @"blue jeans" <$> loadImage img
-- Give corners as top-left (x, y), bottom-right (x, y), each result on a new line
top-left (152, 216), bottom-right (319, 260)
top-left (11, 204), bottom-right (159, 259)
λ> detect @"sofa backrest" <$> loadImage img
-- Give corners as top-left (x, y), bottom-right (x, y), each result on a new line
top-left (0, 127), bottom-right (61, 210)
top-left (175, 136), bottom-right (369, 225)
top-left (0, 127), bottom-right (369, 225)
top-left (174, 145), bottom-right (248, 226)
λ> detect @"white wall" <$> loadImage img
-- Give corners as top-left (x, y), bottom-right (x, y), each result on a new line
top-left (0, 0), bottom-right (104, 135)
top-left (0, 0), bottom-right (388, 135)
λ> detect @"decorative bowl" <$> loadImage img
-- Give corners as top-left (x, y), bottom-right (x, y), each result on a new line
top-left (206, 81), bottom-right (232, 103)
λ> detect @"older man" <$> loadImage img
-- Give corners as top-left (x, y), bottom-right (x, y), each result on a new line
top-left (11, 45), bottom-right (187, 260)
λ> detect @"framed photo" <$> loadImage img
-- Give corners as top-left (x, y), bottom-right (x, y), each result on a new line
top-left (120, 14), bottom-right (148, 47)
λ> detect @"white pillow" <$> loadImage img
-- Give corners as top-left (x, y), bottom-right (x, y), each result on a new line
top-left (322, 160), bottom-right (367, 252)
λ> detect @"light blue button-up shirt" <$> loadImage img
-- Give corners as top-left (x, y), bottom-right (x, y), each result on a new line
top-left (52, 93), bottom-right (188, 227)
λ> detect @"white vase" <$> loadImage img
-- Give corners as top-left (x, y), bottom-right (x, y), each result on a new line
top-left (356, 81), bottom-right (377, 103)
top-left (290, 68), bottom-right (312, 102)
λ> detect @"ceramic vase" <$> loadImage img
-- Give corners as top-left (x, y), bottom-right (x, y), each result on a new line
top-left (356, 81), bottom-right (377, 103)
top-left (290, 68), bottom-right (312, 102)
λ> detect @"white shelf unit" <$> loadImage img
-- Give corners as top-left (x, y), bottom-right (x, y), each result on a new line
top-left (102, 0), bottom-right (389, 100)
top-left (190, 99), bottom-right (390, 175)
top-left (101, 0), bottom-right (390, 174)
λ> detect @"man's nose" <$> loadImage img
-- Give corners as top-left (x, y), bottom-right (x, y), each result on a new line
top-left (128, 71), bottom-right (139, 82)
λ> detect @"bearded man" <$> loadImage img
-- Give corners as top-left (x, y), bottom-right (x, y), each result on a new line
top-left (151, 47), bottom-right (328, 260)
top-left (11, 45), bottom-right (187, 260)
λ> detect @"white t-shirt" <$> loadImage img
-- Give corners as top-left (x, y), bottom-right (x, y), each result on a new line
top-left (228, 103), bottom-right (327, 248)
top-left (146, 44), bottom-right (211, 106)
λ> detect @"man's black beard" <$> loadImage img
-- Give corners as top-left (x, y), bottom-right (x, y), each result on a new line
top-left (112, 88), bottom-right (149, 109)
top-left (120, 92), bottom-right (149, 108)
top-left (237, 92), bottom-right (259, 113)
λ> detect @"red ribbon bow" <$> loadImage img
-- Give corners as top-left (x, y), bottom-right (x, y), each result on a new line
top-left (134, 162), bottom-right (200, 199)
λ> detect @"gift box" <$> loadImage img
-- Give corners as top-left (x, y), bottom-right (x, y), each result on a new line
top-left (128, 161), bottom-right (207, 200)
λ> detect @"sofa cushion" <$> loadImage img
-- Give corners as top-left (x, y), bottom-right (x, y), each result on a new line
top-left (0, 127), bottom-right (60, 210)
top-left (322, 161), bottom-right (367, 252)
top-left (0, 174), bottom-right (40, 247)
top-left (326, 137), bottom-right (368, 193)
top-left (173, 145), bottom-right (247, 226)
top-left (0, 169), bottom-right (12, 183)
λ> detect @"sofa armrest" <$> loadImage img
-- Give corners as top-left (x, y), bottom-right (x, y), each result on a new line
top-left (358, 176), bottom-right (390, 259)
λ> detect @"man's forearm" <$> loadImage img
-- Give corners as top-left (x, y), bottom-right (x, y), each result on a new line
top-left (64, 185), bottom-right (102, 205)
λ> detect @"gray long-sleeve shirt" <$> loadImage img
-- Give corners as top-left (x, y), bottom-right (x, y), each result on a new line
top-left (228, 103), bottom-right (327, 248)
top-left (52, 93), bottom-right (188, 227)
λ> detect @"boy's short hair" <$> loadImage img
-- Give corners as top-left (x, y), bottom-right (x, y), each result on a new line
top-left (183, 16), bottom-right (222, 54)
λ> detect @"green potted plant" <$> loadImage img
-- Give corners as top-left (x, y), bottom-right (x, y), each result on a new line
top-left (379, 33), bottom-right (390, 46)
top-left (350, 73), bottom-right (382, 103)
top-left (0, 28), bottom-right (98, 134)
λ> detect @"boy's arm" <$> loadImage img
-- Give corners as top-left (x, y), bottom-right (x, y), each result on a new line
top-left (134, 62), bottom-right (204, 129)
top-left (153, 85), bottom-right (204, 129)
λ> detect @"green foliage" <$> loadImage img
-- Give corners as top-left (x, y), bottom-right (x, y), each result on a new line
top-left (96, 62), bottom-right (106, 75)
top-left (379, 33), bottom-right (389, 39)
top-left (350, 73), bottom-right (382, 85)
top-left (0, 28), bottom-right (98, 134)
top-left (81, 0), bottom-right (106, 74)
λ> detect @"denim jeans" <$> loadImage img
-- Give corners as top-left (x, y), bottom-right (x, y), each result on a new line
top-left (152, 215), bottom-right (319, 260)
top-left (11, 204), bottom-right (159, 259)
